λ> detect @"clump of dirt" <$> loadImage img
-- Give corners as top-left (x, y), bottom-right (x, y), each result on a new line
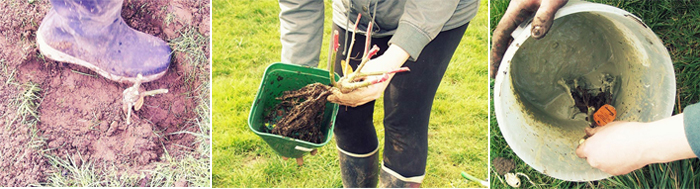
top-left (492, 157), bottom-right (515, 176)
top-left (571, 86), bottom-right (611, 114)
top-left (0, 0), bottom-right (210, 187)
top-left (265, 83), bottom-right (333, 144)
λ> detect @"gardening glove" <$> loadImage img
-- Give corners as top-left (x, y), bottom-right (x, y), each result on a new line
top-left (328, 45), bottom-right (409, 107)
top-left (282, 149), bottom-right (318, 166)
top-left (576, 115), bottom-right (696, 175)
top-left (491, 0), bottom-right (567, 78)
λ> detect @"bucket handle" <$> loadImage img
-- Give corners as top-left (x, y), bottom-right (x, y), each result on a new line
top-left (295, 146), bottom-right (313, 152)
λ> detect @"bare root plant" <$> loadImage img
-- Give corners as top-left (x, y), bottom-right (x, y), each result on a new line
top-left (123, 74), bottom-right (169, 124)
top-left (267, 14), bottom-right (410, 142)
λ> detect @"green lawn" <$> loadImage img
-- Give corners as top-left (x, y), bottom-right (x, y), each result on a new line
top-left (212, 0), bottom-right (488, 187)
top-left (490, 0), bottom-right (700, 188)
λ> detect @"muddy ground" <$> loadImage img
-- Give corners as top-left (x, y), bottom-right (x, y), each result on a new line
top-left (0, 0), bottom-right (210, 186)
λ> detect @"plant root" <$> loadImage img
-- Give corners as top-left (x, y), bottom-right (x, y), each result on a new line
top-left (269, 83), bottom-right (335, 143)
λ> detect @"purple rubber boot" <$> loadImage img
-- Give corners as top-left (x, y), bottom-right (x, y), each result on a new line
top-left (37, 0), bottom-right (171, 83)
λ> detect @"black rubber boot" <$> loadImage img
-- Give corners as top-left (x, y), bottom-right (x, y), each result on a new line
top-left (37, 0), bottom-right (171, 83)
top-left (338, 147), bottom-right (379, 188)
top-left (379, 165), bottom-right (423, 188)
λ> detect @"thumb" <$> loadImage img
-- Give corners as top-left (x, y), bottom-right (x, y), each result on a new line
top-left (577, 127), bottom-right (601, 158)
top-left (530, 0), bottom-right (568, 39)
top-left (576, 139), bottom-right (587, 158)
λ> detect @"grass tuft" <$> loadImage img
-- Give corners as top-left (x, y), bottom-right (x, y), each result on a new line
top-left (44, 153), bottom-right (102, 187)
top-left (44, 149), bottom-right (211, 187)
top-left (15, 82), bottom-right (42, 125)
top-left (170, 26), bottom-right (209, 70)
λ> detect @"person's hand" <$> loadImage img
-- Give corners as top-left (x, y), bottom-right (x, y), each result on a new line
top-left (282, 149), bottom-right (318, 166)
top-left (576, 114), bottom-right (697, 175)
top-left (575, 122), bottom-right (654, 175)
top-left (491, 0), bottom-right (568, 78)
top-left (328, 45), bottom-right (409, 107)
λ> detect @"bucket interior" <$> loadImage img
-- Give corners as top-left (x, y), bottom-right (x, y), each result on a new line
top-left (251, 69), bottom-right (336, 143)
top-left (497, 10), bottom-right (675, 181)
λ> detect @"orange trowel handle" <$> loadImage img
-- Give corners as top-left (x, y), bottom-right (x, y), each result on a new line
top-left (594, 104), bottom-right (616, 126)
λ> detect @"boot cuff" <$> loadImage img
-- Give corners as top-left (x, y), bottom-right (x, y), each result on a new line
top-left (381, 164), bottom-right (425, 183)
top-left (337, 145), bottom-right (379, 158)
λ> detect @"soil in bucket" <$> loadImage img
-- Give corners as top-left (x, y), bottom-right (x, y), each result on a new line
top-left (561, 74), bottom-right (617, 127)
top-left (263, 83), bottom-right (333, 143)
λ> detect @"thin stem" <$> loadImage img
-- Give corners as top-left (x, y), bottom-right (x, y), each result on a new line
top-left (354, 45), bottom-right (379, 74)
top-left (328, 30), bottom-right (339, 87)
top-left (355, 67), bottom-right (410, 77)
top-left (344, 14), bottom-right (362, 77)
top-left (341, 80), bottom-right (374, 89)
top-left (363, 20), bottom-right (373, 57)
top-left (127, 106), bottom-right (132, 124)
top-left (355, 71), bottom-right (387, 77)
top-left (141, 89), bottom-right (169, 96)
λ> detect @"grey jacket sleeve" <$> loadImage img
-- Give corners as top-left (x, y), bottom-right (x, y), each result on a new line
top-left (684, 103), bottom-right (700, 157)
top-left (279, 0), bottom-right (325, 67)
top-left (388, 0), bottom-right (460, 61)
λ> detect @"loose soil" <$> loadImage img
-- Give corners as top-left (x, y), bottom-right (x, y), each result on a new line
top-left (264, 83), bottom-right (332, 144)
top-left (492, 157), bottom-right (515, 176)
top-left (0, 0), bottom-right (210, 187)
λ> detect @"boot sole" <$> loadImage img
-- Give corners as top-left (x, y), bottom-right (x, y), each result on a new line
top-left (36, 29), bottom-right (166, 84)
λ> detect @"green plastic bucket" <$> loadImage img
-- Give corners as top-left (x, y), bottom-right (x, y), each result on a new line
top-left (248, 63), bottom-right (340, 158)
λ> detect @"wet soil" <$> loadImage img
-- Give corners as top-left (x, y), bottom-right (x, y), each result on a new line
top-left (264, 83), bottom-right (332, 144)
top-left (565, 77), bottom-right (615, 127)
top-left (571, 86), bottom-right (611, 114)
top-left (0, 0), bottom-right (210, 186)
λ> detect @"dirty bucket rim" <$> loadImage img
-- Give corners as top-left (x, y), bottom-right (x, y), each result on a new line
top-left (493, 0), bottom-right (674, 182)
top-left (247, 62), bottom-right (340, 156)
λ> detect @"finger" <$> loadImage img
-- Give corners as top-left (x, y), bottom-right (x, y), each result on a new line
top-left (296, 157), bottom-right (304, 166)
top-left (333, 98), bottom-right (354, 107)
top-left (531, 0), bottom-right (568, 39)
top-left (327, 94), bottom-right (339, 103)
top-left (491, 1), bottom-right (536, 78)
top-left (327, 90), bottom-right (343, 104)
top-left (576, 140), bottom-right (587, 158)
top-left (310, 149), bottom-right (318, 156)
top-left (330, 91), bottom-right (367, 107)
top-left (584, 126), bottom-right (602, 137)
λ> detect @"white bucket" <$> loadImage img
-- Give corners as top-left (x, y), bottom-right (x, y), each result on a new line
top-left (494, 0), bottom-right (675, 181)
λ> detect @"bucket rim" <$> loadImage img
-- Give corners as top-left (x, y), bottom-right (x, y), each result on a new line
top-left (493, 0), bottom-right (675, 182)
top-left (247, 62), bottom-right (340, 148)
